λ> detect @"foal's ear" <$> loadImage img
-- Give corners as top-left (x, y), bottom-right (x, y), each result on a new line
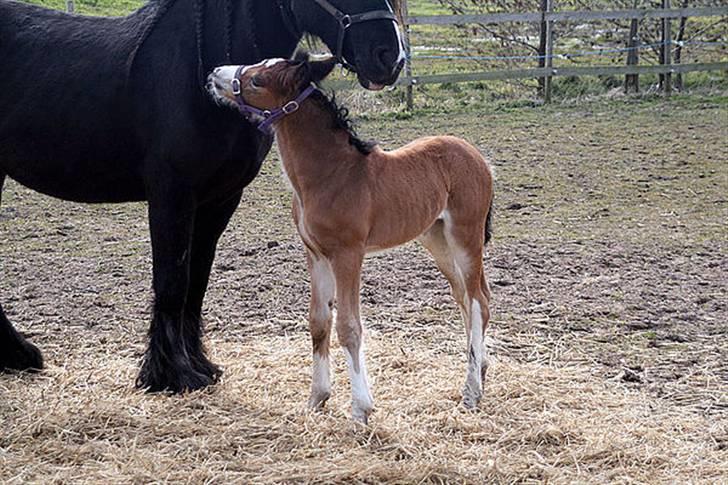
top-left (307, 56), bottom-right (337, 84)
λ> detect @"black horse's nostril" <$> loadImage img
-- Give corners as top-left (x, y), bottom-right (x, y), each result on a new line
top-left (373, 46), bottom-right (397, 71)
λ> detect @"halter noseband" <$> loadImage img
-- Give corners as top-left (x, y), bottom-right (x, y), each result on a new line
top-left (276, 0), bottom-right (399, 72)
top-left (231, 65), bottom-right (317, 135)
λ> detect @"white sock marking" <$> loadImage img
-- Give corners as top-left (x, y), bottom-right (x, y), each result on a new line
top-left (343, 345), bottom-right (373, 420)
top-left (463, 299), bottom-right (484, 407)
top-left (311, 352), bottom-right (331, 401)
top-left (470, 300), bottom-right (484, 373)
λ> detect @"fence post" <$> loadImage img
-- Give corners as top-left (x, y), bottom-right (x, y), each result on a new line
top-left (543, 0), bottom-right (554, 103)
top-left (66, 0), bottom-right (74, 13)
top-left (538, 0), bottom-right (547, 96)
top-left (400, 0), bottom-right (414, 110)
top-left (625, 0), bottom-right (640, 94)
top-left (662, 0), bottom-right (672, 95)
top-left (625, 20), bottom-right (640, 93)
top-left (674, 1), bottom-right (688, 91)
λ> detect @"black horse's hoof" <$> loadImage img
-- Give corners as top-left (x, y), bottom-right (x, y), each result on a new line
top-left (136, 360), bottom-right (214, 394)
top-left (190, 353), bottom-right (223, 384)
top-left (0, 339), bottom-right (44, 373)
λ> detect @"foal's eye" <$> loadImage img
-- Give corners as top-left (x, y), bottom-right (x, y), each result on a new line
top-left (250, 74), bottom-right (265, 88)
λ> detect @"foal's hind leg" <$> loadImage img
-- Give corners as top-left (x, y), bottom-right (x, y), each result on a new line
top-left (446, 220), bottom-right (491, 409)
top-left (419, 220), bottom-right (468, 316)
top-left (420, 218), bottom-right (491, 409)
top-left (305, 251), bottom-right (335, 409)
top-left (0, 172), bottom-right (43, 372)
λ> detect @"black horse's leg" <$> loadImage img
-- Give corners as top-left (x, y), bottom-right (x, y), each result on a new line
top-left (136, 175), bottom-right (210, 393)
top-left (182, 190), bottom-right (243, 381)
top-left (0, 172), bottom-right (44, 372)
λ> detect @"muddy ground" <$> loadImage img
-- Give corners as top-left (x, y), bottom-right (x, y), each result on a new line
top-left (1, 94), bottom-right (726, 481)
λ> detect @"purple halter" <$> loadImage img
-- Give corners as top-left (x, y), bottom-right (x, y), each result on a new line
top-left (231, 65), bottom-right (317, 135)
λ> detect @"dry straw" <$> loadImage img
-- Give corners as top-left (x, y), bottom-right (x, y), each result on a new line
top-left (2, 329), bottom-right (726, 484)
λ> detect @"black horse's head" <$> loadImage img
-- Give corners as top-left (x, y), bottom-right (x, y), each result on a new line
top-left (288, 0), bottom-right (405, 90)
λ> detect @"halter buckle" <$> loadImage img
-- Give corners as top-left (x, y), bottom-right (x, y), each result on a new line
top-left (282, 101), bottom-right (300, 114)
top-left (231, 78), bottom-right (241, 95)
top-left (262, 110), bottom-right (273, 118)
top-left (339, 15), bottom-right (352, 29)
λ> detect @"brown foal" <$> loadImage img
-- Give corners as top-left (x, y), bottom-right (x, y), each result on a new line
top-left (208, 56), bottom-right (494, 424)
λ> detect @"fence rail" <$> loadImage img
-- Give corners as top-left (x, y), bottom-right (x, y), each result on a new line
top-left (395, 3), bottom-right (728, 108)
top-left (407, 6), bottom-right (728, 25)
top-left (392, 62), bottom-right (727, 86)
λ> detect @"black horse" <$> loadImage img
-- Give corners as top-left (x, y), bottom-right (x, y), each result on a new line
top-left (0, 0), bottom-right (404, 392)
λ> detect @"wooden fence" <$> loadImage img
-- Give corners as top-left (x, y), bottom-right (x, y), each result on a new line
top-left (395, 3), bottom-right (728, 108)
top-left (62, 0), bottom-right (726, 107)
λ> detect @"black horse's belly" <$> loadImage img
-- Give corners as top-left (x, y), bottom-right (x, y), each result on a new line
top-left (0, 113), bottom-right (146, 203)
top-left (3, 154), bottom-right (146, 204)
top-left (195, 128), bottom-right (273, 205)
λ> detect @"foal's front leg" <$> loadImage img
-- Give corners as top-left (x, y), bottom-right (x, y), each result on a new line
top-left (306, 251), bottom-right (335, 409)
top-left (331, 250), bottom-right (373, 424)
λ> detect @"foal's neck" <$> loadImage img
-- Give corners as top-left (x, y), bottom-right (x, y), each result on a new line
top-left (274, 98), bottom-right (364, 193)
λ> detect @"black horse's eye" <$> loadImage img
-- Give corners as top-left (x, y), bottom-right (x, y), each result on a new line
top-left (250, 74), bottom-right (265, 88)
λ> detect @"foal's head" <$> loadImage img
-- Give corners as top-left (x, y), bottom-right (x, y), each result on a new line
top-left (206, 56), bottom-right (337, 115)
top-left (208, 55), bottom-right (376, 154)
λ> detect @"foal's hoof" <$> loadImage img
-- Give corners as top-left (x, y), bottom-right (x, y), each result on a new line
top-left (461, 394), bottom-right (481, 410)
top-left (1, 339), bottom-right (44, 373)
top-left (308, 390), bottom-right (331, 410)
top-left (190, 354), bottom-right (223, 384)
top-left (352, 407), bottom-right (372, 425)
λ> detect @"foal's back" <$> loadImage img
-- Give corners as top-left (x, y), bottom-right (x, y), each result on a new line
top-left (361, 135), bottom-right (493, 251)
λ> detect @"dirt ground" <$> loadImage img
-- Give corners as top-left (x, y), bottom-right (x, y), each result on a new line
top-left (1, 94), bottom-right (727, 483)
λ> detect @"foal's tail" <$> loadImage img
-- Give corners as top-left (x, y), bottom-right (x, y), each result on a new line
top-left (484, 195), bottom-right (493, 246)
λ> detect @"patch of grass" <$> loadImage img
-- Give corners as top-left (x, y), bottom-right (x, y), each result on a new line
top-left (406, 0), bottom-right (450, 16)
top-left (23, 0), bottom-right (143, 16)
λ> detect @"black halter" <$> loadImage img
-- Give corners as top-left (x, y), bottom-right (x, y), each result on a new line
top-left (276, 0), bottom-right (399, 71)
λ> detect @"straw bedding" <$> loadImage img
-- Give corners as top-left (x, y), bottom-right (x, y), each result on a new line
top-left (2, 329), bottom-right (725, 483)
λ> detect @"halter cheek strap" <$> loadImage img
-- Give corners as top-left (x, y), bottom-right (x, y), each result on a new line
top-left (276, 0), bottom-right (399, 72)
top-left (231, 65), bottom-right (317, 135)
top-left (312, 0), bottom-right (397, 71)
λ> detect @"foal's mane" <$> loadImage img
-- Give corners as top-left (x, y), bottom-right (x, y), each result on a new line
top-left (310, 89), bottom-right (377, 156)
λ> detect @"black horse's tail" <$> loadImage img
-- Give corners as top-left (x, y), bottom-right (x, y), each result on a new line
top-left (485, 196), bottom-right (493, 246)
